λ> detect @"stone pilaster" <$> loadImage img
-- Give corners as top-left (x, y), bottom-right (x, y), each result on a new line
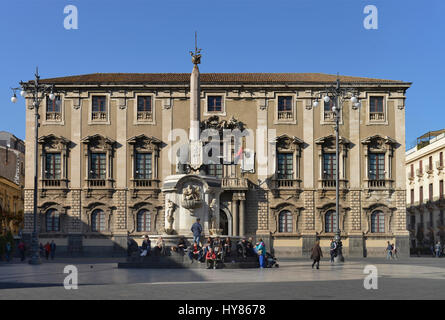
top-left (23, 189), bottom-right (34, 233)
top-left (70, 189), bottom-right (82, 233)
top-left (115, 190), bottom-right (127, 231)
top-left (350, 190), bottom-right (361, 231)
top-left (303, 190), bottom-right (315, 230)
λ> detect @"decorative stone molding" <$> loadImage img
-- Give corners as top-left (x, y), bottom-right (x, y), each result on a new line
top-left (316, 203), bottom-right (349, 235)
top-left (362, 203), bottom-right (396, 235)
top-left (270, 202), bottom-right (302, 234)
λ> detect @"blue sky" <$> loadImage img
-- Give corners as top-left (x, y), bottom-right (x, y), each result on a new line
top-left (0, 0), bottom-right (443, 148)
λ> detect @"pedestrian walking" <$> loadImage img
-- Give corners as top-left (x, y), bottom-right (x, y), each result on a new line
top-left (255, 239), bottom-right (266, 269)
top-left (44, 242), bottom-right (51, 260)
top-left (50, 240), bottom-right (56, 260)
top-left (391, 243), bottom-right (398, 260)
top-left (39, 243), bottom-right (44, 257)
top-left (17, 241), bottom-right (25, 262)
top-left (385, 241), bottom-right (393, 260)
top-left (311, 240), bottom-right (323, 269)
top-left (329, 238), bottom-right (337, 263)
top-left (5, 242), bottom-right (12, 262)
top-left (435, 241), bottom-right (441, 258)
top-left (191, 218), bottom-right (203, 246)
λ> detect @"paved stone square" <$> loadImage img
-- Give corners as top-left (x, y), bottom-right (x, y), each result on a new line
top-left (0, 257), bottom-right (444, 299)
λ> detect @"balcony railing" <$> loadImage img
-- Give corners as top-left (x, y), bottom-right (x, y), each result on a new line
top-left (322, 180), bottom-right (336, 188)
top-left (436, 160), bottom-right (444, 170)
top-left (368, 179), bottom-right (391, 189)
top-left (87, 179), bottom-right (106, 188)
top-left (277, 111), bottom-right (293, 121)
top-left (323, 111), bottom-right (335, 121)
top-left (416, 169), bottom-right (423, 177)
top-left (42, 179), bottom-right (61, 187)
top-left (46, 112), bottom-right (61, 121)
top-left (407, 172), bottom-right (415, 181)
top-left (369, 112), bottom-right (385, 121)
top-left (222, 177), bottom-right (248, 190)
top-left (133, 179), bottom-right (159, 188)
top-left (92, 112), bottom-right (107, 121)
top-left (319, 179), bottom-right (348, 189)
top-left (273, 179), bottom-right (301, 189)
top-left (137, 111), bottom-right (153, 121)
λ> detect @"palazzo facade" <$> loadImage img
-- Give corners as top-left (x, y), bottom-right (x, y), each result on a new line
top-left (23, 71), bottom-right (411, 257)
top-left (406, 130), bottom-right (445, 252)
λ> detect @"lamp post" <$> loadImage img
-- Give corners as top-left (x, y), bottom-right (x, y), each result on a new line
top-left (11, 67), bottom-right (55, 265)
top-left (313, 76), bottom-right (361, 263)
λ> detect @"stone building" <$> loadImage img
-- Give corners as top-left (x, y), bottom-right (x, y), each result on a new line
top-left (406, 129), bottom-right (445, 251)
top-left (22, 58), bottom-right (411, 257)
top-left (0, 131), bottom-right (25, 235)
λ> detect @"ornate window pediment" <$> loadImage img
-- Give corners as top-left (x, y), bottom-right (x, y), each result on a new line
top-left (38, 134), bottom-right (70, 151)
top-left (200, 115), bottom-right (244, 131)
top-left (361, 134), bottom-right (397, 152)
top-left (127, 134), bottom-right (162, 152)
top-left (315, 135), bottom-right (350, 151)
top-left (274, 134), bottom-right (304, 153)
top-left (81, 134), bottom-right (115, 151)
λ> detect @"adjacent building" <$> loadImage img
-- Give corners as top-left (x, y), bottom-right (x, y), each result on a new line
top-left (22, 65), bottom-right (411, 257)
top-left (406, 129), bottom-right (445, 251)
top-left (0, 131), bottom-right (25, 235)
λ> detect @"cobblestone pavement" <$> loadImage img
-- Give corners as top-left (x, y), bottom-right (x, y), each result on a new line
top-left (0, 257), bottom-right (444, 299)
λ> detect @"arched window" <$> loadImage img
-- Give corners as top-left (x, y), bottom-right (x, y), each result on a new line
top-left (46, 209), bottom-right (60, 232)
top-left (325, 210), bottom-right (337, 233)
top-left (371, 210), bottom-right (385, 233)
top-left (279, 210), bottom-right (293, 233)
top-left (91, 209), bottom-right (105, 232)
top-left (137, 209), bottom-right (151, 232)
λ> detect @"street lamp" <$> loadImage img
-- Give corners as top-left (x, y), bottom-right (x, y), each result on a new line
top-left (11, 67), bottom-right (55, 265)
top-left (313, 75), bottom-right (360, 263)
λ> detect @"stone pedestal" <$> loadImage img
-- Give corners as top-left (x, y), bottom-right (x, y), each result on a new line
top-left (162, 174), bottom-right (222, 236)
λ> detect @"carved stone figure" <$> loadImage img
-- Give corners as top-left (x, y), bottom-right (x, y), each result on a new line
top-left (181, 184), bottom-right (203, 211)
top-left (209, 198), bottom-right (217, 230)
top-left (166, 200), bottom-right (176, 230)
top-left (183, 185), bottom-right (200, 201)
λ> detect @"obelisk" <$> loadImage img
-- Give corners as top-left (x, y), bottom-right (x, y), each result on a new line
top-left (189, 37), bottom-right (202, 169)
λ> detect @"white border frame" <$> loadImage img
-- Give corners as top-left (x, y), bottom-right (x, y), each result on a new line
top-left (204, 92), bottom-right (226, 117)
top-left (88, 93), bottom-right (111, 125)
top-left (133, 93), bottom-right (156, 125)
top-left (42, 94), bottom-right (65, 126)
top-left (274, 93), bottom-right (297, 125)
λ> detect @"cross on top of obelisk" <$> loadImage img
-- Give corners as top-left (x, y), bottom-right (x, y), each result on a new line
top-left (190, 31), bottom-right (202, 65)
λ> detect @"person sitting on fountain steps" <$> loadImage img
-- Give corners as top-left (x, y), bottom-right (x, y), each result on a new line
top-left (188, 241), bottom-right (203, 263)
top-left (206, 247), bottom-right (217, 269)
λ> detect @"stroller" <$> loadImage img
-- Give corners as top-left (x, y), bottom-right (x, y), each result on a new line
top-left (265, 252), bottom-right (279, 268)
